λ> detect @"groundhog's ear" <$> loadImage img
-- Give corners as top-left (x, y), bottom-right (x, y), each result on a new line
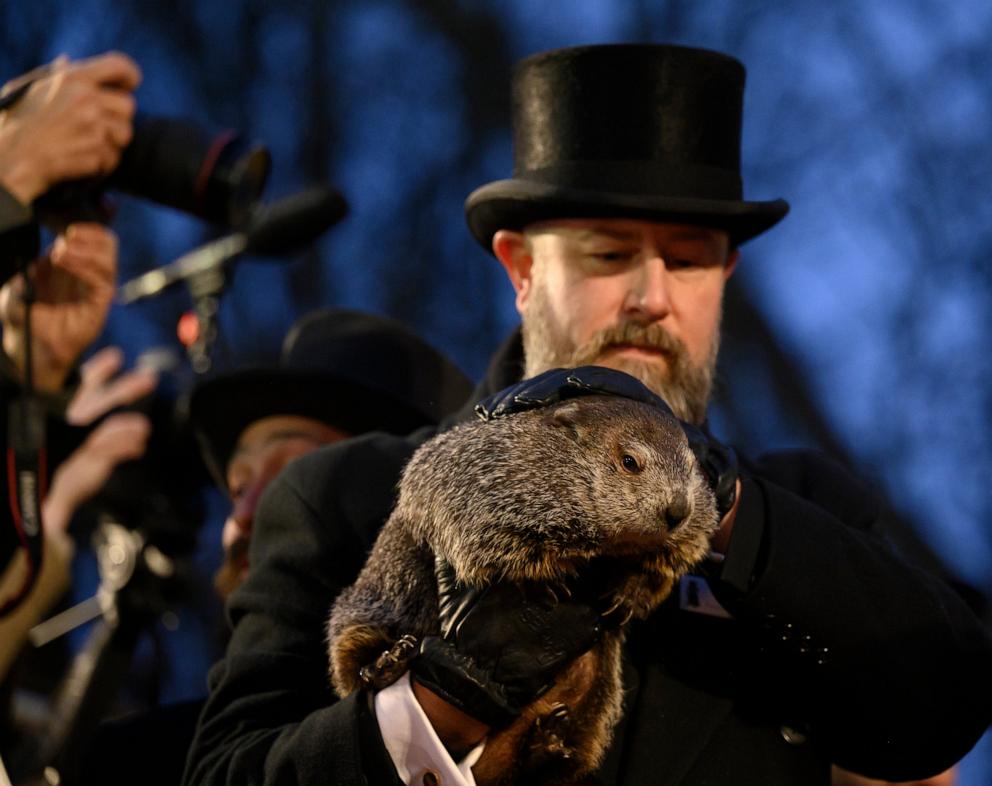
top-left (547, 400), bottom-right (591, 443)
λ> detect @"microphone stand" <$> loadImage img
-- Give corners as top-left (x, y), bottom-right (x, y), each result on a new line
top-left (117, 183), bottom-right (348, 374)
top-left (118, 233), bottom-right (247, 375)
top-left (21, 512), bottom-right (197, 785)
top-left (185, 267), bottom-right (227, 375)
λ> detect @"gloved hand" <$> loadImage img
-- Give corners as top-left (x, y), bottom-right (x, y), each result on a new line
top-left (476, 365), bottom-right (738, 518)
top-left (680, 420), bottom-right (738, 518)
top-left (475, 365), bottom-right (675, 420)
top-left (409, 556), bottom-right (604, 728)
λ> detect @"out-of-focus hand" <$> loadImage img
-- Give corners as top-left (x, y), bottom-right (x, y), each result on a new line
top-left (0, 52), bottom-right (141, 205)
top-left (65, 345), bottom-right (158, 425)
top-left (42, 346), bottom-right (157, 536)
top-left (43, 413), bottom-right (151, 537)
top-left (0, 223), bottom-right (118, 391)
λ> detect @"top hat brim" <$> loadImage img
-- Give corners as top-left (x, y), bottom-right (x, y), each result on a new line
top-left (188, 367), bottom-right (440, 489)
top-left (465, 179), bottom-right (789, 251)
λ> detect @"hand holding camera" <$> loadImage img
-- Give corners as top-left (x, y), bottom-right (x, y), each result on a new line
top-left (0, 223), bottom-right (118, 391)
top-left (0, 52), bottom-right (141, 207)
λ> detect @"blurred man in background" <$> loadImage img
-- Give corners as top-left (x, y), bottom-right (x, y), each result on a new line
top-left (77, 307), bottom-right (473, 785)
top-left (189, 307), bottom-right (473, 601)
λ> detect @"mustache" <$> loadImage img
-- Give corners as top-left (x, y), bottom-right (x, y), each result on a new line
top-left (570, 322), bottom-right (689, 365)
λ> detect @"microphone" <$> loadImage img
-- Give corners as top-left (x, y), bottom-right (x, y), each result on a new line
top-left (117, 184), bottom-right (348, 304)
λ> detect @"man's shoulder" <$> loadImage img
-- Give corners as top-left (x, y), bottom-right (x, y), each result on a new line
top-left (749, 448), bottom-right (869, 492)
top-left (279, 427), bottom-right (435, 509)
top-left (747, 447), bottom-right (881, 528)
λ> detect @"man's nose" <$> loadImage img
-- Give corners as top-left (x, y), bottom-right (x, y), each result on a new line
top-left (623, 256), bottom-right (672, 321)
top-left (230, 481), bottom-right (266, 530)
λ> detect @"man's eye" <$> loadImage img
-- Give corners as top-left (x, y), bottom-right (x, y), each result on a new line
top-left (668, 258), bottom-right (700, 270)
top-left (591, 250), bottom-right (635, 263)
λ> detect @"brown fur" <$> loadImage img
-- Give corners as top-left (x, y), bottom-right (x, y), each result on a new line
top-left (328, 395), bottom-right (719, 784)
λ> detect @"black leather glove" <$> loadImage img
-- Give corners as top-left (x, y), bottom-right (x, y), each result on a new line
top-left (409, 556), bottom-right (604, 728)
top-left (680, 420), bottom-right (738, 518)
top-left (475, 365), bottom-right (675, 420)
top-left (476, 365), bottom-right (738, 517)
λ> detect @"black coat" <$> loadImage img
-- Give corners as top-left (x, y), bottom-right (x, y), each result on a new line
top-left (184, 334), bottom-right (992, 786)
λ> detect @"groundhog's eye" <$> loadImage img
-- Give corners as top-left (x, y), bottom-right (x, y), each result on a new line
top-left (621, 454), bottom-right (641, 473)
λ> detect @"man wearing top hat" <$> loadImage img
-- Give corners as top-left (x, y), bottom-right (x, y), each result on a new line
top-left (183, 45), bottom-right (992, 786)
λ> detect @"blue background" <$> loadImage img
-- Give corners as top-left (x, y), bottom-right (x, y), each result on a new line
top-left (2, 0), bottom-right (990, 781)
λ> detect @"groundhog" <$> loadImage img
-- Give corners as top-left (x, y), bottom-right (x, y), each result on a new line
top-left (328, 394), bottom-right (720, 785)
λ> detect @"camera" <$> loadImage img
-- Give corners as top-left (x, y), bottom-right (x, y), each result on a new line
top-left (34, 112), bottom-right (271, 230)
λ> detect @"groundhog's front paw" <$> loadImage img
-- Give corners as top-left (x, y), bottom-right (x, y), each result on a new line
top-left (357, 634), bottom-right (418, 691)
top-left (532, 702), bottom-right (575, 759)
top-left (600, 594), bottom-right (635, 629)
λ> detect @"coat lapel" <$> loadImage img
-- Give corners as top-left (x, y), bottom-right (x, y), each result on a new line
top-left (617, 662), bottom-right (734, 786)
top-left (598, 612), bottom-right (736, 786)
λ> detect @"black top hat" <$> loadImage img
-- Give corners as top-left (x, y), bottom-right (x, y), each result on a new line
top-left (465, 44), bottom-right (788, 249)
top-left (188, 308), bottom-right (473, 487)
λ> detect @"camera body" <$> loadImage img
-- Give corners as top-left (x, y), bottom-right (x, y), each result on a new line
top-left (35, 112), bottom-right (271, 230)
top-left (0, 108), bottom-right (270, 287)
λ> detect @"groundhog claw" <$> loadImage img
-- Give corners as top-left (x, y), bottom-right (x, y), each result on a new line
top-left (535, 702), bottom-right (574, 759)
top-left (601, 596), bottom-right (635, 628)
top-left (359, 634), bottom-right (418, 690)
top-left (601, 594), bottom-right (624, 617)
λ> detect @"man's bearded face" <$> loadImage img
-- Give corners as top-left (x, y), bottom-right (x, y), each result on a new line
top-left (522, 263), bottom-right (720, 425)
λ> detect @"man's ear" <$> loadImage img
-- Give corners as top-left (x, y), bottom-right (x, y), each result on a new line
top-left (723, 248), bottom-right (740, 281)
top-left (492, 230), bottom-right (534, 314)
top-left (545, 400), bottom-right (590, 444)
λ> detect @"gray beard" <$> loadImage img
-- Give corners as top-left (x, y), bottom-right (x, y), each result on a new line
top-left (521, 280), bottom-right (719, 424)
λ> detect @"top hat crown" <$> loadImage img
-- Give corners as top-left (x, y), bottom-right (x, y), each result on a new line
top-left (465, 44), bottom-right (788, 249)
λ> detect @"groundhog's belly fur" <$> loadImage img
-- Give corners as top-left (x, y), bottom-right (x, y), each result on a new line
top-left (328, 395), bottom-right (719, 785)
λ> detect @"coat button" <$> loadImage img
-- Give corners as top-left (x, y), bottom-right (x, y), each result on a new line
top-left (421, 770), bottom-right (441, 786)
top-left (780, 725), bottom-right (808, 745)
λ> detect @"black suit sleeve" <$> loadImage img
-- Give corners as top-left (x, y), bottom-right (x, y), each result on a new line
top-left (182, 438), bottom-right (411, 786)
top-left (710, 452), bottom-right (992, 781)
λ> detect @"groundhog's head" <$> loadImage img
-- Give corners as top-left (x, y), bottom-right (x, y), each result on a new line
top-left (394, 394), bottom-right (720, 622)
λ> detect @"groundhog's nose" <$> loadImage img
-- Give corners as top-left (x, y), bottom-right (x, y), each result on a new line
top-left (664, 493), bottom-right (690, 532)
